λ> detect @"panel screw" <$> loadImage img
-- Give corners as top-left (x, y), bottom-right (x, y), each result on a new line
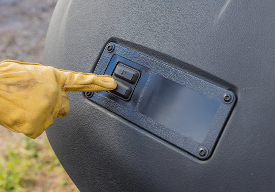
top-left (223, 93), bottom-right (233, 103)
top-left (106, 43), bottom-right (115, 52)
top-left (199, 147), bottom-right (208, 157)
top-left (85, 92), bottom-right (93, 98)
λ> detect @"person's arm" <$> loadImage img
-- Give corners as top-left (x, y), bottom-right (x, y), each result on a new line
top-left (0, 60), bottom-right (117, 139)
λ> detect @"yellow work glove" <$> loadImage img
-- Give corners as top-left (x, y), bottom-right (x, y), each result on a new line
top-left (0, 60), bottom-right (117, 139)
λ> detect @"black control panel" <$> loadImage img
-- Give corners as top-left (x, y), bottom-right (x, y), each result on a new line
top-left (110, 63), bottom-right (140, 100)
top-left (87, 43), bottom-right (236, 160)
top-left (97, 53), bottom-right (150, 110)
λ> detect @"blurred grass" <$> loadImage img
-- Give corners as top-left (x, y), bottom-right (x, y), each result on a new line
top-left (0, 0), bottom-right (79, 191)
top-left (0, 135), bottom-right (79, 192)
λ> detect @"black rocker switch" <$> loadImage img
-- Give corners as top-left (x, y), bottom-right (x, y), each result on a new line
top-left (110, 81), bottom-right (132, 100)
top-left (114, 63), bottom-right (140, 84)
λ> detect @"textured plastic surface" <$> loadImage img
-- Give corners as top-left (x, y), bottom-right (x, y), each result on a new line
top-left (88, 43), bottom-right (235, 159)
top-left (44, 0), bottom-right (275, 191)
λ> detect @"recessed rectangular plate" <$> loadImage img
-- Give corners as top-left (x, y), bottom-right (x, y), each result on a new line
top-left (87, 43), bottom-right (236, 160)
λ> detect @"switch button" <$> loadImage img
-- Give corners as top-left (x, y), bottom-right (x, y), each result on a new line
top-left (111, 81), bottom-right (132, 100)
top-left (114, 63), bottom-right (140, 84)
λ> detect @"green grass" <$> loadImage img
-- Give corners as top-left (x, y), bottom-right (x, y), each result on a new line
top-left (0, 136), bottom-right (78, 192)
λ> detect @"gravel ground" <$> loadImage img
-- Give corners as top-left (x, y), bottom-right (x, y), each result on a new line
top-left (0, 0), bottom-right (56, 63)
top-left (0, 0), bottom-right (78, 191)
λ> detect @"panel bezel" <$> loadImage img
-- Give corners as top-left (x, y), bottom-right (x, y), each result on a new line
top-left (87, 43), bottom-right (236, 160)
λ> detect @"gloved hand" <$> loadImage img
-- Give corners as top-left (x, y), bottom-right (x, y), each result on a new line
top-left (0, 60), bottom-right (117, 139)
